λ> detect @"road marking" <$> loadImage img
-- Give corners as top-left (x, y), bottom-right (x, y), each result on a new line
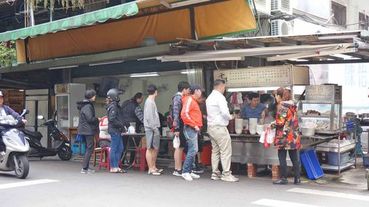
top-left (0, 179), bottom-right (59, 190)
top-left (288, 188), bottom-right (369, 202)
top-left (252, 199), bottom-right (322, 207)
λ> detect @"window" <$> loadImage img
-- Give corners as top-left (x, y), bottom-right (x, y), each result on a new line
top-left (332, 1), bottom-right (346, 27)
top-left (359, 12), bottom-right (369, 30)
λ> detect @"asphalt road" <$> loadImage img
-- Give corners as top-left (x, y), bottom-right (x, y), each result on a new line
top-left (0, 159), bottom-right (368, 207)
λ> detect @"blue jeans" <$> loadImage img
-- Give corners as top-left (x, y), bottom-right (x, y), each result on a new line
top-left (182, 126), bottom-right (198, 174)
top-left (109, 133), bottom-right (124, 168)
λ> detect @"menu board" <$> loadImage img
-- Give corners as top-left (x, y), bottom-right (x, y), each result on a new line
top-left (213, 65), bottom-right (309, 88)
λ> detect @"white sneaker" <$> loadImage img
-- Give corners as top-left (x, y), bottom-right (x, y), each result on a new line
top-left (211, 173), bottom-right (221, 181)
top-left (221, 174), bottom-right (239, 182)
top-left (190, 172), bottom-right (200, 179)
top-left (81, 168), bottom-right (95, 174)
top-left (182, 173), bottom-right (193, 181)
top-left (87, 168), bottom-right (95, 174)
top-left (173, 170), bottom-right (182, 177)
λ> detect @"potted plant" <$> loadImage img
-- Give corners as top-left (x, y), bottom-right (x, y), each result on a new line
top-left (0, 41), bottom-right (16, 68)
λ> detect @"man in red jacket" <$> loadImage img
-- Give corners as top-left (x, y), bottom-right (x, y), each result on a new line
top-left (180, 85), bottom-right (203, 181)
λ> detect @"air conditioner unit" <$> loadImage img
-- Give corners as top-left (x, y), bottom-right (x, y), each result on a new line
top-left (270, 19), bottom-right (291, 36)
top-left (250, 0), bottom-right (271, 16)
top-left (271, 0), bottom-right (292, 15)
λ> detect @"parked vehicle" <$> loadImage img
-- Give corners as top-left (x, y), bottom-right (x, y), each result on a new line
top-left (22, 112), bottom-right (72, 161)
top-left (0, 109), bottom-right (30, 179)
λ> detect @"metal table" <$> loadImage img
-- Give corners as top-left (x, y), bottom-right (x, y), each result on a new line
top-left (121, 133), bottom-right (145, 168)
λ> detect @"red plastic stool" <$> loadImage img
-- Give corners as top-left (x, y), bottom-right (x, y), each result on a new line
top-left (201, 142), bottom-right (212, 166)
top-left (133, 147), bottom-right (147, 171)
top-left (98, 147), bottom-right (111, 171)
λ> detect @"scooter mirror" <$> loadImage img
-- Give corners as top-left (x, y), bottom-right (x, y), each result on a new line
top-left (37, 115), bottom-right (45, 120)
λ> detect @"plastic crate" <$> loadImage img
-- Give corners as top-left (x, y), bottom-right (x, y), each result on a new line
top-left (327, 152), bottom-right (351, 166)
top-left (300, 148), bottom-right (324, 180)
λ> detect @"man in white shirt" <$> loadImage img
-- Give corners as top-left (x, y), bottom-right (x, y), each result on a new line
top-left (206, 80), bottom-right (239, 182)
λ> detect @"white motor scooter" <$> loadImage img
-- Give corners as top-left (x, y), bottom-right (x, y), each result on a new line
top-left (0, 109), bottom-right (30, 179)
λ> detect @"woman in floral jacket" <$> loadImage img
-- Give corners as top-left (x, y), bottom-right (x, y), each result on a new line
top-left (273, 88), bottom-right (301, 185)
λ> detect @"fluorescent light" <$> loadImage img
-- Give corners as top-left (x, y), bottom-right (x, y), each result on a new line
top-left (330, 54), bottom-right (360, 60)
top-left (137, 57), bottom-right (158, 61)
top-left (288, 58), bottom-right (309, 62)
top-left (89, 60), bottom-right (123, 66)
top-left (178, 57), bottom-right (244, 62)
top-left (48, 65), bottom-right (78, 70)
top-left (227, 87), bottom-right (279, 92)
top-left (181, 70), bottom-right (196, 74)
top-left (130, 72), bottom-right (159, 78)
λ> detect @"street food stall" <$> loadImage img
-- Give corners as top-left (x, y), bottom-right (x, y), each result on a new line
top-left (213, 65), bottom-right (356, 175)
top-left (156, 31), bottom-right (369, 177)
top-left (213, 64), bottom-right (311, 166)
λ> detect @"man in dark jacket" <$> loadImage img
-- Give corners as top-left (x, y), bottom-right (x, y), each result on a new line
top-left (121, 92), bottom-right (144, 131)
top-left (77, 89), bottom-right (99, 174)
top-left (171, 81), bottom-right (190, 176)
top-left (106, 88), bottom-right (126, 173)
top-left (121, 92), bottom-right (144, 166)
top-left (0, 90), bottom-right (24, 159)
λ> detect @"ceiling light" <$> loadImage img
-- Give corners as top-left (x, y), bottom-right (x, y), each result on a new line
top-left (181, 70), bottom-right (196, 74)
top-left (130, 72), bottom-right (159, 78)
top-left (288, 58), bottom-right (309, 62)
top-left (89, 60), bottom-right (124, 66)
top-left (178, 57), bottom-right (245, 62)
top-left (48, 65), bottom-right (78, 70)
top-left (330, 54), bottom-right (360, 60)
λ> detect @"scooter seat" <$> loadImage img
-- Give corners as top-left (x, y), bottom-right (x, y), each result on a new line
top-left (22, 130), bottom-right (42, 140)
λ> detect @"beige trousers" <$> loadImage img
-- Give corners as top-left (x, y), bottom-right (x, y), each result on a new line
top-left (207, 125), bottom-right (232, 175)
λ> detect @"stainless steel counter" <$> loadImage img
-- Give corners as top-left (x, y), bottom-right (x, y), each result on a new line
top-left (230, 133), bottom-right (338, 165)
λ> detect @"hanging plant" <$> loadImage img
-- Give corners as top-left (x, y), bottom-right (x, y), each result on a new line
top-left (27, 0), bottom-right (109, 11)
top-left (0, 41), bottom-right (16, 68)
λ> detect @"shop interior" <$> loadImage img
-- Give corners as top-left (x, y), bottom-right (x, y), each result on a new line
top-left (72, 69), bottom-right (202, 117)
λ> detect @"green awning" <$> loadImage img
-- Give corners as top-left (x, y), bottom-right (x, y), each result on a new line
top-left (0, 2), bottom-right (139, 42)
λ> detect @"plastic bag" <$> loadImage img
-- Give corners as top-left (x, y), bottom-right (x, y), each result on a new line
top-left (173, 135), bottom-right (180, 149)
top-left (259, 127), bottom-right (275, 148)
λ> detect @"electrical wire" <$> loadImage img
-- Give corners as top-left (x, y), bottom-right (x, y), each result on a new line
top-left (251, 0), bottom-right (264, 36)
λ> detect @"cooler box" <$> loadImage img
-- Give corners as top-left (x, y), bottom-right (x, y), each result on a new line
top-left (300, 148), bottom-right (324, 180)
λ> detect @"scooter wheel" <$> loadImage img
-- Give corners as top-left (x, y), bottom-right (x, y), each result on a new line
top-left (58, 145), bottom-right (72, 161)
top-left (14, 155), bottom-right (29, 179)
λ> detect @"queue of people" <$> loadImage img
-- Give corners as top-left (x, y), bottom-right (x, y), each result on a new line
top-left (75, 80), bottom-right (301, 184)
